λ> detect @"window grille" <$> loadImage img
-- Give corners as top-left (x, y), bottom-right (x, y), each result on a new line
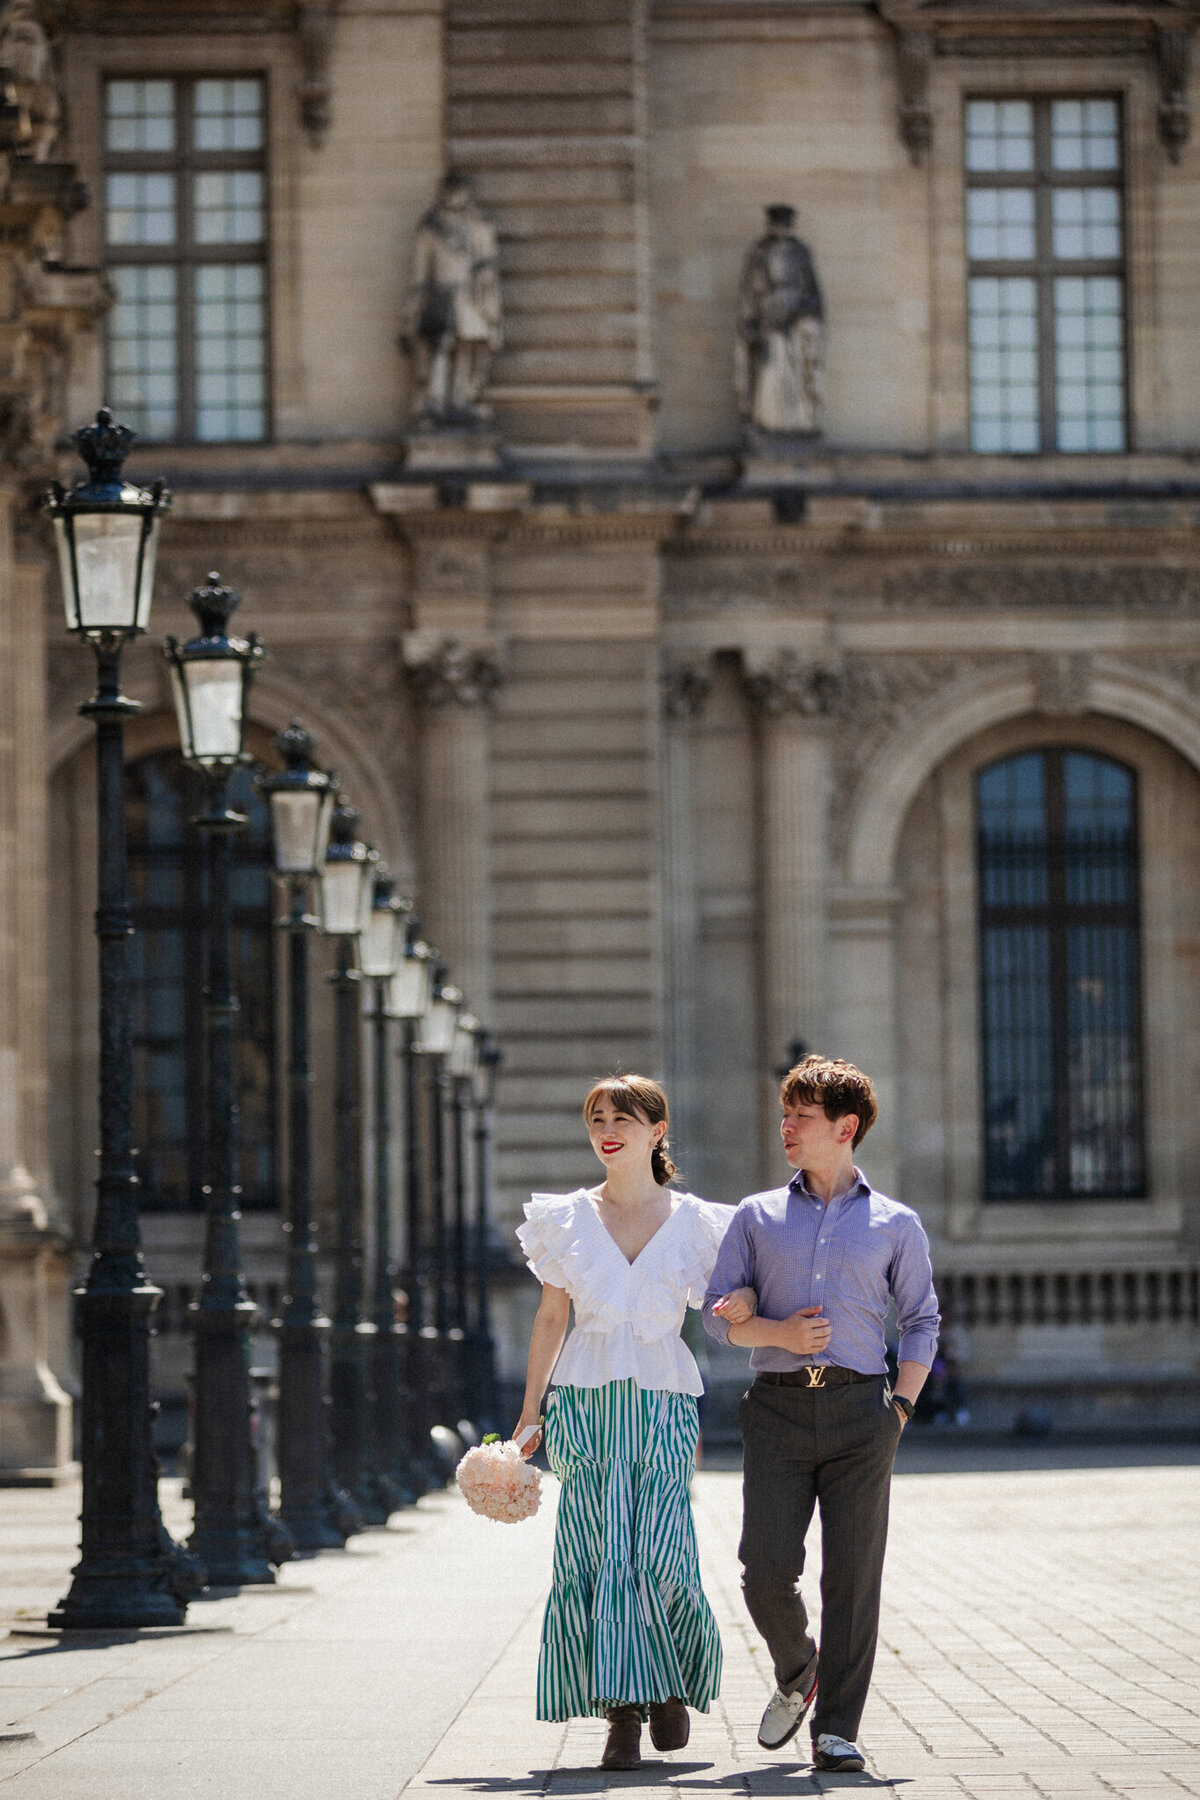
top-left (965, 97), bottom-right (1127, 453)
top-left (103, 76), bottom-right (268, 443)
top-left (977, 748), bottom-right (1145, 1199)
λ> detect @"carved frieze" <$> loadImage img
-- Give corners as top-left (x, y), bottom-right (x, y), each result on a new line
top-left (403, 634), bottom-right (504, 710)
top-left (744, 649), bottom-right (845, 719)
top-left (661, 654), bottom-right (712, 721)
top-left (881, 564), bottom-right (1200, 613)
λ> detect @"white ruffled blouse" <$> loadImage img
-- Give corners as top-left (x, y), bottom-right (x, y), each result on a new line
top-left (516, 1189), bottom-right (732, 1397)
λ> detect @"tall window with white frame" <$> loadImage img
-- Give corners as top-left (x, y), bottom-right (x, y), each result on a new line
top-left (966, 97), bottom-right (1127, 453)
top-left (103, 76), bottom-right (268, 443)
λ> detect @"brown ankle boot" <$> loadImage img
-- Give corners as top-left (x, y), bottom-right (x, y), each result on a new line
top-left (601, 1705), bottom-right (642, 1769)
top-left (648, 1696), bottom-right (689, 1752)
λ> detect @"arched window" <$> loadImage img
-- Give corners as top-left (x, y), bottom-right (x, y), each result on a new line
top-left (977, 748), bottom-right (1144, 1200)
top-left (125, 751), bottom-right (276, 1211)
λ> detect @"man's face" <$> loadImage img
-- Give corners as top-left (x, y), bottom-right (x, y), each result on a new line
top-left (780, 1099), bottom-right (857, 1169)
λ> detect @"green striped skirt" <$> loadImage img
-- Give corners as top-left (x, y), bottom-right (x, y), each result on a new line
top-left (537, 1378), bottom-right (723, 1722)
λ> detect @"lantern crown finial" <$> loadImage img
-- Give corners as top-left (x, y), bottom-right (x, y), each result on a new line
top-left (329, 797), bottom-right (362, 846)
top-left (73, 407), bottom-right (137, 491)
top-left (187, 571), bottom-right (241, 639)
top-left (276, 720), bottom-right (319, 771)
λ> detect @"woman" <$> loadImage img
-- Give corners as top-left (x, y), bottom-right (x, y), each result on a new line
top-left (513, 1075), bottom-right (754, 1769)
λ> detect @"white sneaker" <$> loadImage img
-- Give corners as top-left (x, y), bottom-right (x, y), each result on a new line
top-left (812, 1733), bottom-right (865, 1772)
top-left (757, 1673), bottom-right (818, 1748)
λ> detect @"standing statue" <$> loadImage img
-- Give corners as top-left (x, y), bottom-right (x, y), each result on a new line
top-left (0, 0), bottom-right (59, 162)
top-left (735, 204), bottom-right (824, 437)
top-left (400, 172), bottom-right (502, 426)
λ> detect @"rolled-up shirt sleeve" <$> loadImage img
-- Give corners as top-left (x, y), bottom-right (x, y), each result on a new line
top-left (891, 1216), bottom-right (940, 1367)
top-left (701, 1206), bottom-right (753, 1345)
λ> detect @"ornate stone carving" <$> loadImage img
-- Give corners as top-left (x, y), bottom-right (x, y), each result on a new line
top-left (400, 174), bottom-right (502, 427)
top-left (882, 564), bottom-right (1200, 613)
top-left (661, 654), bottom-right (712, 720)
top-left (1031, 651), bottom-right (1093, 715)
top-left (296, 2), bottom-right (339, 147)
top-left (404, 636), bottom-right (504, 710)
top-left (0, 0), bottom-right (59, 163)
top-left (274, 641), bottom-right (406, 731)
top-left (896, 31), bottom-right (933, 165)
top-left (1157, 27), bottom-right (1192, 163)
top-left (735, 205), bottom-right (824, 439)
top-left (744, 649), bottom-right (844, 718)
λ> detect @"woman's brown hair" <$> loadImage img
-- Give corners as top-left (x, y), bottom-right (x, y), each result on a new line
top-left (582, 1075), bottom-right (678, 1187)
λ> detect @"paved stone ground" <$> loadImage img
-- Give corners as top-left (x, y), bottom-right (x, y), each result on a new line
top-left (0, 1443), bottom-right (1195, 1798)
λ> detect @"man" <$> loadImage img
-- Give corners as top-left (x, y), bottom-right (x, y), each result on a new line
top-left (703, 1054), bottom-right (939, 1774)
top-left (400, 171), bottom-right (502, 423)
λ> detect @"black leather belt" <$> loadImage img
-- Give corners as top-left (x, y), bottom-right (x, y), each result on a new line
top-left (755, 1367), bottom-right (878, 1390)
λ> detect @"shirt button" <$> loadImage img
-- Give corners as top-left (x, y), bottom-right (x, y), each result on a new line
top-left (816, 1272), bottom-right (823, 1279)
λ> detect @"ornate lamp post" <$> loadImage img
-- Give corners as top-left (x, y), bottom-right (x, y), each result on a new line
top-left (358, 872), bottom-right (416, 1509)
top-left (470, 1030), bottom-right (502, 1431)
top-left (387, 930), bottom-right (438, 1487)
top-left (258, 725), bottom-right (353, 1549)
top-left (320, 801), bottom-right (390, 1523)
top-left (447, 1010), bottom-right (480, 1426)
top-left (164, 573), bottom-right (289, 1586)
top-left (417, 968), bottom-right (462, 1429)
top-left (44, 410), bottom-right (199, 1629)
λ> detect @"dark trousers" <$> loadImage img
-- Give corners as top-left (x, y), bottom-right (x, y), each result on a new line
top-left (738, 1374), bottom-right (902, 1744)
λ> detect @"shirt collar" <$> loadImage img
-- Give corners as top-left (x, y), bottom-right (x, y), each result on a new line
top-left (788, 1165), bottom-right (870, 1204)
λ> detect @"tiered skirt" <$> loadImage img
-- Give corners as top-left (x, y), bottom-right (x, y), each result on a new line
top-left (536, 1378), bottom-right (723, 1722)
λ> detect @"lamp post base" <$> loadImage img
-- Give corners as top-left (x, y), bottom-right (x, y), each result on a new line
top-left (190, 1301), bottom-right (288, 1586)
top-left (50, 1286), bottom-right (200, 1630)
top-left (330, 1320), bottom-right (394, 1525)
top-left (277, 1319), bottom-right (350, 1551)
top-left (371, 1325), bottom-right (419, 1506)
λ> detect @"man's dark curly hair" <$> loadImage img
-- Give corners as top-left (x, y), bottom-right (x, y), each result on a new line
top-left (779, 1054), bottom-right (878, 1150)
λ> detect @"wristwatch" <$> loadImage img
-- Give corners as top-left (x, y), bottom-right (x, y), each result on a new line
top-left (891, 1393), bottom-right (914, 1422)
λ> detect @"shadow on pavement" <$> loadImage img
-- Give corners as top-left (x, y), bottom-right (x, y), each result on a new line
top-left (427, 1769), bottom-right (911, 1793)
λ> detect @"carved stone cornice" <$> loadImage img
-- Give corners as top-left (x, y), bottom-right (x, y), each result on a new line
top-left (403, 633), bottom-right (505, 711)
top-left (661, 653), bottom-right (712, 720)
top-left (878, 0), bottom-right (1200, 161)
top-left (744, 649), bottom-right (846, 719)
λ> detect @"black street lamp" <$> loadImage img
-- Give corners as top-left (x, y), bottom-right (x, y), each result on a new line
top-left (469, 1030), bottom-right (502, 1432)
top-left (259, 724), bottom-right (354, 1550)
top-left (358, 872), bottom-right (416, 1509)
top-left (447, 1009), bottom-right (480, 1427)
top-left (387, 930), bottom-right (439, 1488)
top-left (44, 410), bottom-right (202, 1629)
top-left (320, 801), bottom-right (392, 1524)
top-left (164, 573), bottom-right (290, 1587)
top-left (417, 968), bottom-right (462, 1430)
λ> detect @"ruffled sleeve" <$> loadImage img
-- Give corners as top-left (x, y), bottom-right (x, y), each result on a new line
top-left (515, 1191), bottom-right (588, 1296)
top-left (682, 1197), bottom-right (735, 1307)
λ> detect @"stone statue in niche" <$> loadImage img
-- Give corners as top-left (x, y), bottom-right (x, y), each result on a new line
top-left (735, 204), bottom-right (825, 437)
top-left (401, 172), bottom-right (502, 427)
top-left (0, 0), bottom-right (59, 162)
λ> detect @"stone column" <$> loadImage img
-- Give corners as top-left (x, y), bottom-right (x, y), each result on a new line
top-left (660, 654), bottom-right (711, 1169)
top-left (0, 509), bottom-right (72, 1480)
top-left (745, 651), bottom-right (843, 1174)
top-left (404, 636), bottom-right (503, 1022)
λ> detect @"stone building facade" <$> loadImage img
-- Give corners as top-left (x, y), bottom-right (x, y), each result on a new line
top-left (3, 0), bottom-right (1199, 1470)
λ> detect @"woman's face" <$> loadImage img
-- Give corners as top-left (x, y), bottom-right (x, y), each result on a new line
top-left (586, 1096), bottom-right (665, 1176)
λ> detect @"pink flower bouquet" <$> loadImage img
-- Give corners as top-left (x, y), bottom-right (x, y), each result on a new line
top-left (455, 1434), bottom-right (543, 1524)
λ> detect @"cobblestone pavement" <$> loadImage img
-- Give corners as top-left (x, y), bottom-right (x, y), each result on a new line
top-left (0, 1445), bottom-right (1196, 1799)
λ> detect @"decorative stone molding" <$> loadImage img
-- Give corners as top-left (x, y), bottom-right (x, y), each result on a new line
top-left (660, 654), bottom-right (712, 721)
top-left (403, 633), bottom-right (504, 710)
top-left (296, 1), bottom-right (339, 147)
top-left (1031, 651), bottom-right (1093, 716)
top-left (1157, 26), bottom-right (1192, 162)
top-left (0, 0), bottom-right (60, 162)
top-left (744, 649), bottom-right (845, 719)
top-left (895, 31), bottom-right (933, 166)
top-left (882, 563), bottom-right (1200, 612)
top-left (272, 641), bottom-right (406, 731)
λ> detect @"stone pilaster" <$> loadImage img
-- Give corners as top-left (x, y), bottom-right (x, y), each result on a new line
top-left (404, 633), bottom-right (504, 1022)
top-left (744, 651), bottom-right (844, 1165)
top-left (660, 653), bottom-right (711, 1169)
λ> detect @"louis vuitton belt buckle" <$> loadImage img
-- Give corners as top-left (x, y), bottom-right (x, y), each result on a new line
top-left (805, 1365), bottom-right (827, 1389)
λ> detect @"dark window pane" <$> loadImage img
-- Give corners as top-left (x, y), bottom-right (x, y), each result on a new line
top-left (977, 748), bottom-right (1144, 1199)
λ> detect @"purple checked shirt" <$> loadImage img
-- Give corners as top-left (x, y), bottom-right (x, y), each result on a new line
top-left (701, 1167), bottom-right (940, 1375)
